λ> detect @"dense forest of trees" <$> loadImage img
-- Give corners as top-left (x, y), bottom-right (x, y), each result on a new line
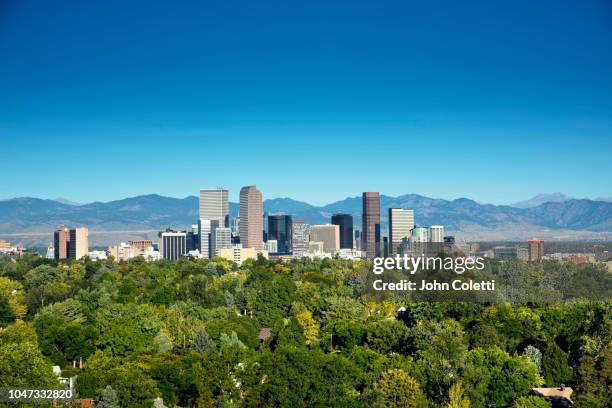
top-left (0, 254), bottom-right (610, 407)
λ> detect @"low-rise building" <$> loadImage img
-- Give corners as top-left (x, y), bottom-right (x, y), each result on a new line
top-left (87, 250), bottom-right (107, 260)
top-left (217, 246), bottom-right (268, 265)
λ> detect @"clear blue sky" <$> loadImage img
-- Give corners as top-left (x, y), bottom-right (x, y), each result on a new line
top-left (0, 0), bottom-right (611, 205)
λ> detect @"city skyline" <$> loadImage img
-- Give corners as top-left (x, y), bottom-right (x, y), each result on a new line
top-left (1, 1), bottom-right (611, 205)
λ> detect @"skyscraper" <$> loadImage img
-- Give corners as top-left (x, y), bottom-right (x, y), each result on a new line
top-left (292, 220), bottom-right (310, 258)
top-left (54, 227), bottom-right (69, 260)
top-left (68, 228), bottom-right (89, 260)
top-left (198, 219), bottom-right (217, 258)
top-left (361, 192), bottom-right (381, 258)
top-left (54, 226), bottom-right (88, 260)
top-left (239, 185), bottom-right (263, 250)
top-left (267, 214), bottom-right (293, 254)
top-left (199, 188), bottom-right (229, 227)
top-left (528, 238), bottom-right (544, 261)
top-left (199, 188), bottom-right (229, 258)
top-left (388, 208), bottom-right (414, 255)
top-left (331, 214), bottom-right (353, 249)
top-left (310, 224), bottom-right (340, 254)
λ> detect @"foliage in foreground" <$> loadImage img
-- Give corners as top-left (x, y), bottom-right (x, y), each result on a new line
top-left (0, 254), bottom-right (610, 407)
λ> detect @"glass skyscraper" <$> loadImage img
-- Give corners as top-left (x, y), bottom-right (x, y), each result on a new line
top-left (267, 214), bottom-right (293, 254)
top-left (331, 214), bottom-right (353, 249)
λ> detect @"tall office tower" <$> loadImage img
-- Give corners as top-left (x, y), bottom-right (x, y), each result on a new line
top-left (199, 188), bottom-right (229, 227)
top-left (198, 219), bottom-right (215, 258)
top-left (388, 208), bottom-right (414, 255)
top-left (292, 220), bottom-right (310, 258)
top-left (528, 238), bottom-right (544, 261)
top-left (54, 226), bottom-right (88, 260)
top-left (212, 227), bottom-right (232, 256)
top-left (68, 228), bottom-right (88, 260)
top-left (310, 224), bottom-right (340, 254)
top-left (160, 231), bottom-right (187, 260)
top-left (199, 188), bottom-right (229, 258)
top-left (239, 185), bottom-right (264, 250)
top-left (54, 227), bottom-right (69, 260)
top-left (267, 214), bottom-right (293, 254)
top-left (429, 225), bottom-right (444, 243)
top-left (331, 214), bottom-right (353, 249)
top-left (361, 192), bottom-right (381, 258)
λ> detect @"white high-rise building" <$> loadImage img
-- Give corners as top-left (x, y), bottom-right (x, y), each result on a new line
top-left (292, 220), bottom-right (310, 258)
top-left (309, 224), bottom-right (340, 254)
top-left (198, 219), bottom-right (217, 258)
top-left (429, 225), bottom-right (444, 243)
top-left (388, 208), bottom-right (414, 255)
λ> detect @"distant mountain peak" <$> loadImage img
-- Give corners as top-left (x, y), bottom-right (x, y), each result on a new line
top-left (511, 193), bottom-right (573, 208)
top-left (0, 193), bottom-right (610, 246)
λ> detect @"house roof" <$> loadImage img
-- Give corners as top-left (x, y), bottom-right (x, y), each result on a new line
top-left (258, 328), bottom-right (271, 341)
top-left (531, 387), bottom-right (573, 405)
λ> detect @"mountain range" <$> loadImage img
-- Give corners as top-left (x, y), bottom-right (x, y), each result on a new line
top-left (1, 194), bottom-right (611, 247)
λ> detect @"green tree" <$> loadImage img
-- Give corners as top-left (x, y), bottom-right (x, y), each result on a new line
top-left (240, 347), bottom-right (361, 407)
top-left (328, 319), bottom-right (366, 350)
top-left (220, 331), bottom-right (246, 350)
top-left (574, 347), bottom-right (612, 408)
top-left (97, 386), bottom-right (120, 408)
top-left (411, 319), bottom-right (468, 403)
top-left (192, 344), bottom-right (247, 406)
top-left (463, 347), bottom-right (541, 407)
top-left (447, 382), bottom-right (470, 408)
top-left (512, 396), bottom-right (552, 408)
top-left (523, 345), bottom-right (543, 374)
top-left (0, 327), bottom-right (59, 388)
top-left (374, 369), bottom-right (427, 408)
top-left (191, 328), bottom-right (212, 354)
top-left (96, 316), bottom-right (156, 357)
top-left (365, 319), bottom-right (411, 354)
top-left (111, 363), bottom-right (158, 408)
top-left (274, 317), bottom-right (307, 349)
top-left (0, 295), bottom-right (16, 325)
top-left (0, 276), bottom-right (27, 318)
top-left (542, 342), bottom-right (573, 385)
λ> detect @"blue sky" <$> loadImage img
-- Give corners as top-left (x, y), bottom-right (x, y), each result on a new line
top-left (0, 0), bottom-right (611, 205)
